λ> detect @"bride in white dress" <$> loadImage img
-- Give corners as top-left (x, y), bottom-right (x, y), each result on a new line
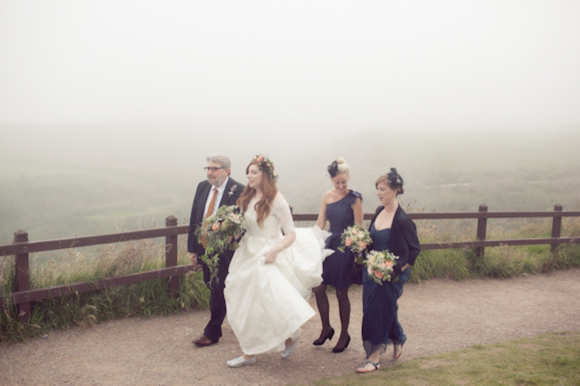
top-left (225, 155), bottom-right (331, 368)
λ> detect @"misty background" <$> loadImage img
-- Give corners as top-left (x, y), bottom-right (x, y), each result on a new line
top-left (1, 1), bottom-right (579, 244)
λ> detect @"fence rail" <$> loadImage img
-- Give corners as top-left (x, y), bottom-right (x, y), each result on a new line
top-left (2, 205), bottom-right (580, 323)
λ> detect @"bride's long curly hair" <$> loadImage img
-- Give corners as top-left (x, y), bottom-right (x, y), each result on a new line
top-left (237, 160), bottom-right (278, 227)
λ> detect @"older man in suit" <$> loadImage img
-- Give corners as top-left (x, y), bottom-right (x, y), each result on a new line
top-left (188, 155), bottom-right (245, 347)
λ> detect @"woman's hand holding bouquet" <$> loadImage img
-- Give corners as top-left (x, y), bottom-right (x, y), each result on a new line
top-left (365, 250), bottom-right (399, 284)
top-left (338, 223), bottom-right (372, 264)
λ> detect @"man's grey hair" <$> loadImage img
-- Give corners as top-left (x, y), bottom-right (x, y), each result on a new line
top-left (206, 155), bottom-right (231, 174)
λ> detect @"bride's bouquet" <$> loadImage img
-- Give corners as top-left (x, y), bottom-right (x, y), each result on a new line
top-left (197, 205), bottom-right (247, 282)
top-left (337, 224), bottom-right (372, 264)
top-left (365, 250), bottom-right (399, 284)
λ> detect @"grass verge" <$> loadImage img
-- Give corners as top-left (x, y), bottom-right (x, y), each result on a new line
top-left (314, 331), bottom-right (580, 385)
top-left (409, 243), bottom-right (580, 283)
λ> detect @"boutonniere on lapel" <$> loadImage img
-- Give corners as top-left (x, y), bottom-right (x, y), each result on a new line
top-left (228, 185), bottom-right (237, 197)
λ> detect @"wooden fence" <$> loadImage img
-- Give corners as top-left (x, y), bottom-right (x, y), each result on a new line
top-left (1, 205), bottom-right (580, 324)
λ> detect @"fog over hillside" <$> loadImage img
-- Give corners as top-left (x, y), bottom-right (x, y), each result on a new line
top-left (1, 1), bottom-right (579, 242)
top-left (1, 125), bottom-right (579, 243)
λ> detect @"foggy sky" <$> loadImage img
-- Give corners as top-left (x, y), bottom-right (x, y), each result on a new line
top-left (1, 0), bottom-right (580, 139)
top-left (2, 1), bottom-right (580, 242)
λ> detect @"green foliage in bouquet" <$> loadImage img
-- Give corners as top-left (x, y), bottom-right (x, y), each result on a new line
top-left (337, 223), bottom-right (372, 265)
top-left (366, 249), bottom-right (399, 284)
top-left (196, 205), bottom-right (247, 282)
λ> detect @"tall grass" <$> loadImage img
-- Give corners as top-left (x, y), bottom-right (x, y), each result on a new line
top-left (409, 211), bottom-right (580, 283)
top-left (2, 214), bottom-right (580, 343)
top-left (0, 236), bottom-right (209, 343)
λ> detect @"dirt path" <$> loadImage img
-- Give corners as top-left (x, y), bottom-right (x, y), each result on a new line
top-left (2, 269), bottom-right (580, 385)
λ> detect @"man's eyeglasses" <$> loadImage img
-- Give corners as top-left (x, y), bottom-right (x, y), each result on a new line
top-left (204, 166), bottom-right (224, 172)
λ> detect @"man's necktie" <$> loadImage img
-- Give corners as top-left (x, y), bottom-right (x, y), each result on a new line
top-left (202, 188), bottom-right (218, 248)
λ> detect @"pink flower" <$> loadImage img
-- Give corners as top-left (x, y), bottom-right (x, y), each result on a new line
top-left (374, 270), bottom-right (384, 279)
top-left (345, 238), bottom-right (352, 247)
top-left (384, 260), bottom-right (393, 267)
top-left (257, 155), bottom-right (264, 162)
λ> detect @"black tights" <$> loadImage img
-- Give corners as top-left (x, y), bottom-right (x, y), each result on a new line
top-left (313, 284), bottom-right (351, 345)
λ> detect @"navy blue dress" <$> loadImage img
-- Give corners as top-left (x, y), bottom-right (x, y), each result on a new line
top-left (322, 190), bottom-right (362, 289)
top-left (361, 224), bottom-right (409, 358)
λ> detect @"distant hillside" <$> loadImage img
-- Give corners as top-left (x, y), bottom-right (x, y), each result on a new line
top-left (1, 126), bottom-right (579, 244)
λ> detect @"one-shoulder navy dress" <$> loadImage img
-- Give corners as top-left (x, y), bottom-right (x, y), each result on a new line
top-left (361, 223), bottom-right (409, 358)
top-left (322, 190), bottom-right (362, 289)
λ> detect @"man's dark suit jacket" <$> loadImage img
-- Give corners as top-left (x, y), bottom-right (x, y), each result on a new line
top-left (187, 177), bottom-right (245, 265)
top-left (186, 176), bottom-right (245, 342)
top-left (368, 204), bottom-right (421, 275)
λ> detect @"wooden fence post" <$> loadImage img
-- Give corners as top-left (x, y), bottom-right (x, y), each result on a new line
top-left (165, 216), bottom-right (179, 296)
top-left (475, 205), bottom-right (488, 262)
top-left (551, 204), bottom-right (563, 254)
top-left (14, 229), bottom-right (31, 323)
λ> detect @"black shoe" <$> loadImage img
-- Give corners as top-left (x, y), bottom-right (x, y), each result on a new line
top-left (192, 335), bottom-right (217, 347)
top-left (332, 334), bottom-right (351, 353)
top-left (313, 328), bottom-right (335, 346)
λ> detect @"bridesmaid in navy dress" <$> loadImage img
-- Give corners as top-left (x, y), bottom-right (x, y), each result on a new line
top-left (357, 168), bottom-right (421, 373)
top-left (312, 158), bottom-right (363, 353)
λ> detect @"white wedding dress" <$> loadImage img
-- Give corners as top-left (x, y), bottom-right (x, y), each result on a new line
top-left (224, 194), bottom-right (332, 355)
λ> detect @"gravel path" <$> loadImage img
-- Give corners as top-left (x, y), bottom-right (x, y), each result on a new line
top-left (1, 268), bottom-right (579, 385)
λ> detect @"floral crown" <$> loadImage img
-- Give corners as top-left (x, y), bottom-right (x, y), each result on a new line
top-left (253, 154), bottom-right (278, 181)
top-left (387, 168), bottom-right (403, 188)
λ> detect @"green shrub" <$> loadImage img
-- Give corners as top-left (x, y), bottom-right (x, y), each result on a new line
top-left (411, 248), bottom-right (472, 283)
top-left (0, 238), bottom-right (209, 343)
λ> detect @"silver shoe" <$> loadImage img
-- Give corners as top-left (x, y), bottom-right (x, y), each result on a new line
top-left (281, 338), bottom-right (299, 359)
top-left (227, 355), bottom-right (256, 368)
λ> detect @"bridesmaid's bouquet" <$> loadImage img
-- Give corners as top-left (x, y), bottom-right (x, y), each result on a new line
top-left (365, 250), bottom-right (399, 284)
top-left (197, 205), bottom-right (247, 282)
top-left (338, 224), bottom-right (372, 264)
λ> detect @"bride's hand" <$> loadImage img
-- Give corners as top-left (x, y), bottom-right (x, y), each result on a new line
top-left (264, 249), bottom-right (277, 264)
top-left (264, 245), bottom-right (283, 264)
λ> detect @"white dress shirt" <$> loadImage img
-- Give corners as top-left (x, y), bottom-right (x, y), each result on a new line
top-left (203, 177), bottom-right (229, 218)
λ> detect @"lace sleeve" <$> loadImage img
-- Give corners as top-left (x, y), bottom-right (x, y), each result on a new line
top-left (272, 195), bottom-right (296, 234)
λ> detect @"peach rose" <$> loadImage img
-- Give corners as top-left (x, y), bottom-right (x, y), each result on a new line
top-left (257, 155), bottom-right (264, 162)
top-left (345, 238), bottom-right (352, 247)
top-left (358, 241), bottom-right (367, 250)
top-left (374, 270), bottom-right (384, 279)
top-left (385, 260), bottom-right (393, 267)
top-left (212, 223), bottom-right (220, 232)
